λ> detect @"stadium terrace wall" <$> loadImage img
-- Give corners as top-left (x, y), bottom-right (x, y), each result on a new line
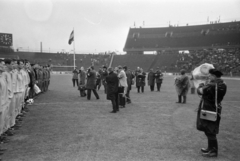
top-left (124, 21), bottom-right (240, 54)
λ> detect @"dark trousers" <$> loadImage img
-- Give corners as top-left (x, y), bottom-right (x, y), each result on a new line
top-left (137, 86), bottom-right (144, 93)
top-left (150, 85), bottom-right (154, 91)
top-left (205, 132), bottom-right (218, 150)
top-left (95, 84), bottom-right (101, 90)
top-left (102, 82), bottom-right (107, 94)
top-left (87, 89), bottom-right (99, 100)
top-left (79, 89), bottom-right (86, 97)
top-left (110, 93), bottom-right (119, 112)
top-left (126, 87), bottom-right (131, 103)
top-left (156, 83), bottom-right (162, 91)
top-left (72, 79), bottom-right (79, 87)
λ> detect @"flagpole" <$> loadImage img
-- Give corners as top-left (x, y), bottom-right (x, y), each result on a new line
top-left (73, 28), bottom-right (76, 69)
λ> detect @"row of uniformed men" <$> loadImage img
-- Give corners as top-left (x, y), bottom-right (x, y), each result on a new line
top-left (0, 59), bottom-right (51, 142)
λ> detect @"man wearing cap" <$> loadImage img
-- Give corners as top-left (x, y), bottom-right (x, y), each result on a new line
top-left (106, 67), bottom-right (119, 113)
top-left (196, 69), bottom-right (227, 157)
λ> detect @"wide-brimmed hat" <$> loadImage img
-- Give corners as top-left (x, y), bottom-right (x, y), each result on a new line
top-left (209, 69), bottom-right (223, 78)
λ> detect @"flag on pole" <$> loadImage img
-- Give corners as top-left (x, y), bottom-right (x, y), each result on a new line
top-left (68, 30), bottom-right (74, 45)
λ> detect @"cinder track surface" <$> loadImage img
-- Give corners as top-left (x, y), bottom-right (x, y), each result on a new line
top-left (2, 75), bottom-right (240, 161)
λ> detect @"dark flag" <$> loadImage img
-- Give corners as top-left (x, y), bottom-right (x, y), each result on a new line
top-left (68, 30), bottom-right (74, 45)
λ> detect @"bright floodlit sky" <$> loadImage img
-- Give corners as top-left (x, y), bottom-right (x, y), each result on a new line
top-left (0, 0), bottom-right (240, 54)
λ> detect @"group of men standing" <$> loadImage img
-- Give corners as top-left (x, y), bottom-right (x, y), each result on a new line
top-left (147, 67), bottom-right (164, 92)
top-left (0, 59), bottom-right (51, 155)
top-left (73, 65), bottom-right (135, 113)
top-left (105, 65), bottom-right (135, 113)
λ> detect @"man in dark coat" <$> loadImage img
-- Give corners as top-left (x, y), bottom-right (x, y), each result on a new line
top-left (155, 67), bottom-right (163, 92)
top-left (196, 69), bottom-right (227, 157)
top-left (85, 66), bottom-right (99, 100)
top-left (136, 68), bottom-right (146, 93)
top-left (147, 68), bottom-right (155, 91)
top-left (124, 66), bottom-right (134, 104)
top-left (106, 67), bottom-right (119, 113)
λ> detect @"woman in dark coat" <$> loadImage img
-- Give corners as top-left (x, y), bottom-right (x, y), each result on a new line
top-left (85, 66), bottom-right (99, 100)
top-left (147, 68), bottom-right (155, 91)
top-left (196, 69), bottom-right (227, 157)
top-left (106, 67), bottom-right (119, 113)
top-left (136, 68), bottom-right (146, 93)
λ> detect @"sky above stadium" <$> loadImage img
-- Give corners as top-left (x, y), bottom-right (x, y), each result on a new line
top-left (0, 0), bottom-right (240, 54)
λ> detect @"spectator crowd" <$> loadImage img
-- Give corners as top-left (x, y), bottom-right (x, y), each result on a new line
top-left (175, 48), bottom-right (240, 75)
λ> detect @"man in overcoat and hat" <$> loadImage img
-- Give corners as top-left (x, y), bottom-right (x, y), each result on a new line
top-left (106, 67), bottom-right (119, 113)
top-left (85, 66), bottom-right (99, 100)
top-left (148, 68), bottom-right (155, 91)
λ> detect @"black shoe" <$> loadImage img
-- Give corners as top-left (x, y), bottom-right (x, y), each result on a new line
top-left (201, 148), bottom-right (209, 153)
top-left (110, 111), bottom-right (117, 113)
top-left (202, 148), bottom-right (218, 157)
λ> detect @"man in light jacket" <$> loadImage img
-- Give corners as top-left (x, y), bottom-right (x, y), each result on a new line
top-left (118, 66), bottom-right (128, 95)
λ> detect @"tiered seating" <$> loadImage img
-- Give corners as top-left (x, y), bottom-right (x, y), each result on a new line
top-left (124, 21), bottom-right (240, 51)
top-left (112, 54), bottom-right (156, 71)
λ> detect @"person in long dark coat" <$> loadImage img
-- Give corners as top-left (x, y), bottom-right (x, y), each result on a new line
top-left (147, 68), bottom-right (155, 91)
top-left (196, 68), bottom-right (227, 157)
top-left (106, 67), bottom-right (119, 113)
top-left (136, 68), bottom-right (146, 93)
top-left (175, 69), bottom-right (190, 103)
top-left (85, 66), bottom-right (99, 100)
top-left (124, 66), bottom-right (135, 103)
top-left (155, 67), bottom-right (163, 92)
top-left (72, 68), bottom-right (79, 87)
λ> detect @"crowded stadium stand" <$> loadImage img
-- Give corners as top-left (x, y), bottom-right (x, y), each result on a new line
top-left (0, 21), bottom-right (239, 74)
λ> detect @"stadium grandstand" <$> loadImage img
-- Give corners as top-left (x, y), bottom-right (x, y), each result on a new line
top-left (0, 21), bottom-right (240, 75)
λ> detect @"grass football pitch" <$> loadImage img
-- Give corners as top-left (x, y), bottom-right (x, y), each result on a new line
top-left (2, 74), bottom-right (240, 161)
